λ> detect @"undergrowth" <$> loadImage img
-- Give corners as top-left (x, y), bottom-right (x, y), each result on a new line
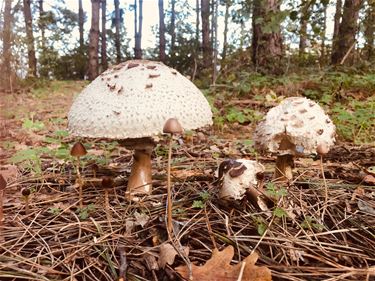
top-left (205, 69), bottom-right (375, 144)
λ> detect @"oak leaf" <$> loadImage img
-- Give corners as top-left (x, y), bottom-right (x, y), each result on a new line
top-left (175, 246), bottom-right (272, 281)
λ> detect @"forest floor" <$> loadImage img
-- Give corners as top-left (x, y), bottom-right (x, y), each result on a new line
top-left (0, 78), bottom-right (374, 281)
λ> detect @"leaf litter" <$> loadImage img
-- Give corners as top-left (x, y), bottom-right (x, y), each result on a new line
top-left (0, 84), bottom-right (374, 280)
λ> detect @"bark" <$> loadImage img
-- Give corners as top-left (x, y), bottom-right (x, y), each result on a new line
top-left (2, 0), bottom-right (12, 91)
top-left (38, 0), bottom-right (46, 50)
top-left (221, 0), bottom-right (230, 60)
top-left (88, 0), bottom-right (100, 80)
top-left (252, 0), bottom-right (283, 73)
top-left (79, 0), bottom-right (84, 48)
top-left (114, 0), bottom-right (121, 63)
top-left (331, 0), bottom-right (363, 65)
top-left (158, 0), bottom-right (166, 62)
top-left (299, 0), bottom-right (315, 56)
top-left (101, 0), bottom-right (108, 71)
top-left (134, 0), bottom-right (143, 59)
top-left (332, 0), bottom-right (343, 53)
top-left (320, 3), bottom-right (328, 63)
top-left (201, 0), bottom-right (211, 68)
top-left (170, 0), bottom-right (176, 61)
top-left (23, 0), bottom-right (37, 77)
top-left (212, 0), bottom-right (218, 83)
top-left (364, 0), bottom-right (375, 60)
top-left (196, 0), bottom-right (200, 45)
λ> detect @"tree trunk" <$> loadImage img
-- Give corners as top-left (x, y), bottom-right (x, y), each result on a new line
top-left (196, 0), bottom-right (200, 46)
top-left (221, 0), bottom-right (230, 60)
top-left (299, 0), bottom-right (315, 56)
top-left (88, 0), bottom-right (100, 80)
top-left (252, 0), bottom-right (283, 73)
top-left (320, 3), bottom-right (328, 63)
top-left (201, 0), bottom-right (211, 68)
top-left (364, 0), bottom-right (375, 60)
top-left (38, 0), bottom-right (46, 50)
top-left (332, 0), bottom-right (343, 54)
top-left (331, 0), bottom-right (363, 65)
top-left (170, 0), bottom-right (176, 61)
top-left (2, 0), bottom-right (13, 91)
top-left (114, 0), bottom-right (121, 63)
top-left (158, 0), bottom-right (166, 62)
top-left (101, 0), bottom-right (108, 71)
top-left (79, 0), bottom-right (84, 48)
top-left (134, 0), bottom-right (143, 59)
top-left (212, 0), bottom-right (218, 84)
top-left (23, 0), bottom-right (37, 77)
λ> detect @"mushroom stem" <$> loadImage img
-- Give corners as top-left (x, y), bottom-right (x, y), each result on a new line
top-left (24, 196), bottom-right (29, 215)
top-left (274, 155), bottom-right (294, 181)
top-left (0, 189), bottom-right (4, 224)
top-left (76, 156), bottom-right (84, 209)
top-left (127, 149), bottom-right (152, 196)
top-left (166, 136), bottom-right (173, 237)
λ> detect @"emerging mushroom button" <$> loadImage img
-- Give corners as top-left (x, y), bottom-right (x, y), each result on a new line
top-left (68, 60), bottom-right (212, 196)
top-left (253, 97), bottom-right (336, 181)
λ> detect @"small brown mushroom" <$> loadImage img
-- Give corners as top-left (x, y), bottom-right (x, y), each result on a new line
top-left (163, 118), bottom-right (183, 237)
top-left (0, 174), bottom-right (6, 224)
top-left (71, 142), bottom-right (87, 208)
top-left (21, 188), bottom-right (31, 215)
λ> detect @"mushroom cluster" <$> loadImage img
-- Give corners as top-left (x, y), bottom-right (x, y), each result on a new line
top-left (68, 60), bottom-right (212, 196)
top-left (253, 97), bottom-right (336, 181)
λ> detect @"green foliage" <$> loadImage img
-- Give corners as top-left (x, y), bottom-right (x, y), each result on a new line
top-left (192, 191), bottom-right (210, 209)
top-left (332, 98), bottom-right (375, 143)
top-left (265, 183), bottom-right (288, 199)
top-left (273, 207), bottom-right (288, 218)
top-left (10, 148), bottom-right (48, 175)
top-left (77, 204), bottom-right (96, 220)
top-left (22, 118), bottom-right (45, 131)
top-left (225, 107), bottom-right (263, 124)
top-left (48, 207), bottom-right (62, 216)
top-left (301, 216), bottom-right (324, 232)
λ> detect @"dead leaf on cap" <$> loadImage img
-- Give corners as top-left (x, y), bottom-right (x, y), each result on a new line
top-left (176, 246), bottom-right (272, 281)
top-left (158, 243), bottom-right (189, 269)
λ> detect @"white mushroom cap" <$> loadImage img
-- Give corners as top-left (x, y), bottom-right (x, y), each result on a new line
top-left (219, 159), bottom-right (265, 201)
top-left (68, 60), bottom-right (212, 139)
top-left (253, 97), bottom-right (335, 155)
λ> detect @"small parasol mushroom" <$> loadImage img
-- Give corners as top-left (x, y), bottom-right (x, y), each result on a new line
top-left (253, 97), bottom-right (336, 181)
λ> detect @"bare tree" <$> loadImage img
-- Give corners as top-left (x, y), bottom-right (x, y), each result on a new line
top-left (88, 0), bottom-right (101, 80)
top-left (170, 0), bottom-right (176, 61)
top-left (38, 0), bottom-right (46, 50)
top-left (2, 0), bottom-right (13, 91)
top-left (158, 0), bottom-right (166, 62)
top-left (201, 0), bottom-right (211, 68)
top-left (23, 0), bottom-right (37, 77)
top-left (299, 0), bottom-right (315, 56)
top-left (114, 0), bottom-right (121, 63)
top-left (252, 0), bottom-right (283, 73)
top-left (332, 0), bottom-right (343, 55)
top-left (331, 0), bottom-right (363, 64)
top-left (221, 0), bottom-right (231, 60)
top-left (364, 0), bottom-right (375, 60)
top-left (79, 0), bottom-right (84, 48)
top-left (101, 0), bottom-right (108, 70)
top-left (134, 0), bottom-right (143, 59)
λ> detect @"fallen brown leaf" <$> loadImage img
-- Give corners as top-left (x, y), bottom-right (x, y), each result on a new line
top-left (158, 243), bottom-right (189, 269)
top-left (175, 246), bottom-right (272, 281)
